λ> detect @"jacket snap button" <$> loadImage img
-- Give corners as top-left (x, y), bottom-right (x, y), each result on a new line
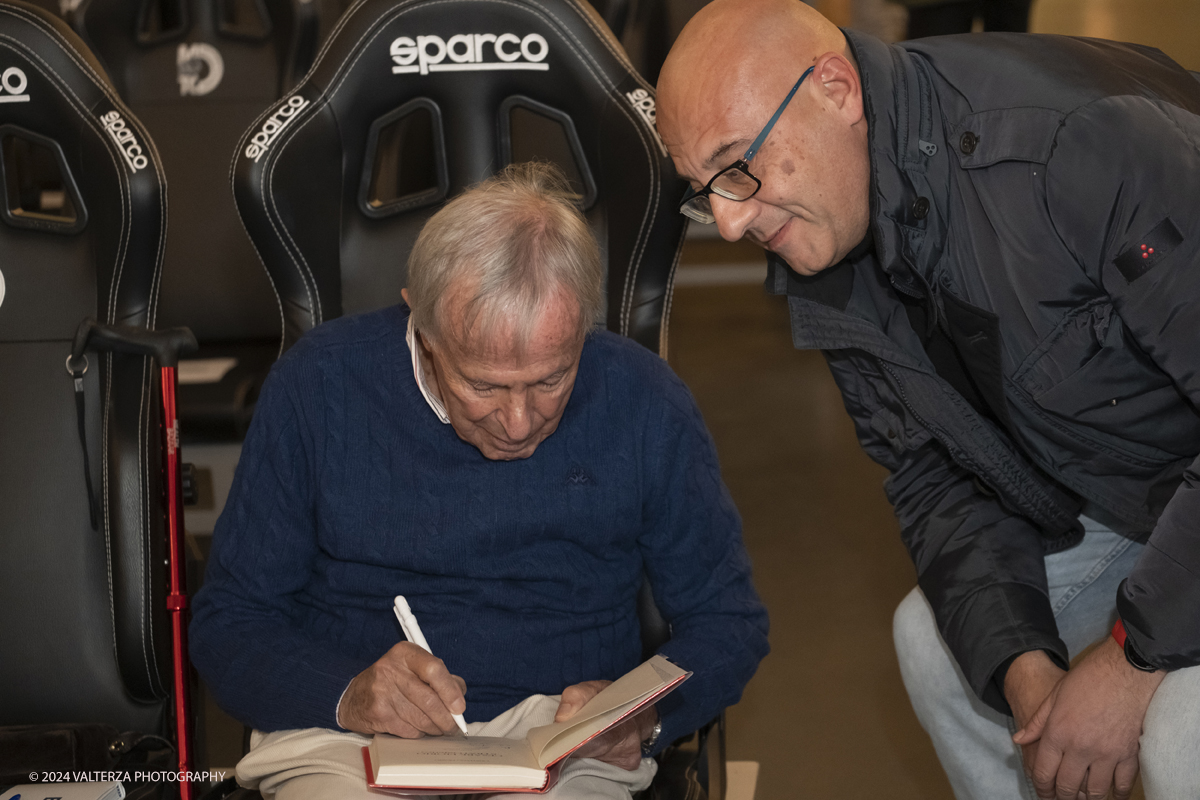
top-left (960, 131), bottom-right (979, 155)
top-left (912, 197), bottom-right (930, 220)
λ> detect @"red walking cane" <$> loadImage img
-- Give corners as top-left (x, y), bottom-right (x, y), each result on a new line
top-left (161, 360), bottom-right (195, 800)
top-left (71, 321), bottom-right (199, 799)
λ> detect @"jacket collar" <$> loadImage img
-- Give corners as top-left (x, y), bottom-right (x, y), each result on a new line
top-left (844, 30), bottom-right (952, 299)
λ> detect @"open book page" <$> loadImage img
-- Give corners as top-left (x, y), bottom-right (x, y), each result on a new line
top-left (366, 655), bottom-right (690, 791)
top-left (525, 655), bottom-right (690, 768)
top-left (369, 735), bottom-right (546, 789)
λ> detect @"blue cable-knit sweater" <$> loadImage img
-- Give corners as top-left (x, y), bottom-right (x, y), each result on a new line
top-left (190, 305), bottom-right (769, 748)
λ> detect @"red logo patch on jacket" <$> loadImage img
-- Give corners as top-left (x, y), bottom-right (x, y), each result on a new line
top-left (1114, 218), bottom-right (1183, 282)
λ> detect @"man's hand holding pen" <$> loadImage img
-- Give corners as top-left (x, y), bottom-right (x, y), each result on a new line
top-left (337, 641), bottom-right (468, 738)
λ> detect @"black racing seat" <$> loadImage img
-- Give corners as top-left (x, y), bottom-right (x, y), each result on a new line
top-left (233, 0), bottom-right (687, 355)
top-left (0, 0), bottom-right (172, 766)
top-left (69, 0), bottom-right (328, 439)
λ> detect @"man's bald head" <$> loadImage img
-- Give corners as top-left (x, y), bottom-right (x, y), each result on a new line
top-left (657, 0), bottom-right (871, 276)
top-left (658, 0), bottom-right (848, 136)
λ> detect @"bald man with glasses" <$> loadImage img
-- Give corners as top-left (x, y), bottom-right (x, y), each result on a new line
top-left (658, 2), bottom-right (1200, 799)
top-left (676, 64), bottom-right (814, 225)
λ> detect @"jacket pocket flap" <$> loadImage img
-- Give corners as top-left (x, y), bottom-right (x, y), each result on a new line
top-left (951, 107), bottom-right (1065, 168)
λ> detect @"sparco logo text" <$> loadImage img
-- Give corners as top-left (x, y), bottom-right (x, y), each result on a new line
top-left (244, 95), bottom-right (310, 162)
top-left (625, 88), bottom-right (667, 155)
top-left (100, 111), bottom-right (149, 172)
top-left (0, 67), bottom-right (30, 103)
top-left (390, 32), bottom-right (549, 75)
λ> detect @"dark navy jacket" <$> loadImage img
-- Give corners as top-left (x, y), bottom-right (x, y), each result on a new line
top-left (776, 30), bottom-right (1200, 712)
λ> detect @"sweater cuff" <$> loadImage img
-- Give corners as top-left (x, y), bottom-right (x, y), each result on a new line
top-left (938, 582), bottom-right (1068, 715)
top-left (270, 652), bottom-right (367, 732)
top-left (333, 678), bottom-right (355, 731)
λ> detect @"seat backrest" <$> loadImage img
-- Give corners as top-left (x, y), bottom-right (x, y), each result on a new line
top-left (234, 0), bottom-right (686, 354)
top-left (0, 0), bottom-right (170, 732)
top-left (71, 0), bottom-right (324, 343)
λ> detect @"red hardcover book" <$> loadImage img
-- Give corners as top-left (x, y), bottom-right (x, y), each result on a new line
top-left (362, 655), bottom-right (689, 794)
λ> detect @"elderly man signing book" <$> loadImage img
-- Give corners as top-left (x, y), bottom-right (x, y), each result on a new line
top-left (189, 163), bottom-right (770, 800)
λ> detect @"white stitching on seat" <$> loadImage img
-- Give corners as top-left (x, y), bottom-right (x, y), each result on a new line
top-left (0, 9), bottom-right (161, 326)
top-left (247, 0), bottom-right (433, 335)
top-left (516, 0), bottom-right (663, 334)
top-left (133, 355), bottom-right (152, 693)
top-left (227, 120), bottom-right (288, 354)
top-left (0, 37), bottom-right (134, 671)
top-left (658, 221), bottom-right (686, 358)
top-left (261, 128), bottom-right (320, 327)
top-left (0, 37), bottom-right (131, 321)
top-left (145, 122), bottom-right (169, 332)
top-left (252, 0), bottom-right (662, 340)
top-left (0, 9), bottom-right (168, 696)
top-left (0, 7), bottom-right (131, 98)
top-left (100, 355), bottom-right (118, 687)
top-left (138, 355), bottom-right (165, 695)
top-left (0, 45), bottom-right (127, 325)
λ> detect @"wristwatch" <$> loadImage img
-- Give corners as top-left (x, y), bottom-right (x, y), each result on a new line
top-left (640, 719), bottom-right (663, 758)
top-left (1111, 619), bottom-right (1158, 673)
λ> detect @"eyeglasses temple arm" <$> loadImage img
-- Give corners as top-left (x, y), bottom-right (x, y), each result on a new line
top-left (742, 65), bottom-right (815, 162)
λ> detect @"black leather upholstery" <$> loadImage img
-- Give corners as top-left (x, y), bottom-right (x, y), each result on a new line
top-left (234, 0), bottom-right (687, 354)
top-left (0, 0), bottom-right (169, 732)
top-left (67, 0), bottom-right (339, 440)
top-left (71, 0), bottom-right (322, 343)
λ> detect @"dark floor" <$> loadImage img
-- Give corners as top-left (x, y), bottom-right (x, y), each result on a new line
top-left (666, 240), bottom-right (954, 799)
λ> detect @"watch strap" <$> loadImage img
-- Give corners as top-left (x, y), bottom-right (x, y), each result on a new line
top-left (640, 719), bottom-right (663, 758)
top-left (1112, 619), bottom-right (1157, 672)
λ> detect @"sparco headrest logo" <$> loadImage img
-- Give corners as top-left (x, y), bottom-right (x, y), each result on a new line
top-left (244, 95), bottom-right (310, 162)
top-left (390, 33), bottom-right (549, 75)
top-left (625, 88), bottom-right (667, 156)
top-left (625, 89), bottom-right (656, 128)
top-left (100, 111), bottom-right (149, 173)
top-left (177, 43), bottom-right (224, 97)
top-left (0, 67), bottom-right (30, 103)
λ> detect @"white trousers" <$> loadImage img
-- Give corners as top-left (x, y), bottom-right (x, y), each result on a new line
top-left (235, 694), bottom-right (656, 800)
top-left (893, 520), bottom-right (1200, 800)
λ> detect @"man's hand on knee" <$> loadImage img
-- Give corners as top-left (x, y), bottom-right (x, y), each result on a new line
top-left (555, 680), bottom-right (658, 771)
top-left (1005, 650), bottom-right (1067, 782)
top-left (337, 642), bottom-right (468, 738)
top-left (1012, 638), bottom-right (1166, 800)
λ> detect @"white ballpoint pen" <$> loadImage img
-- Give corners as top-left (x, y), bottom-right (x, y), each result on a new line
top-left (393, 595), bottom-right (470, 735)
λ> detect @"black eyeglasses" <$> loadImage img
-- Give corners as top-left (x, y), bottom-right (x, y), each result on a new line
top-left (678, 66), bottom-right (815, 224)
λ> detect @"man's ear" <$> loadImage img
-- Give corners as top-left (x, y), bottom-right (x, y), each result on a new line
top-left (813, 51), bottom-right (864, 126)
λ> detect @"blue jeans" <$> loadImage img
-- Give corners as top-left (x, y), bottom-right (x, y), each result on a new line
top-left (893, 517), bottom-right (1200, 799)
